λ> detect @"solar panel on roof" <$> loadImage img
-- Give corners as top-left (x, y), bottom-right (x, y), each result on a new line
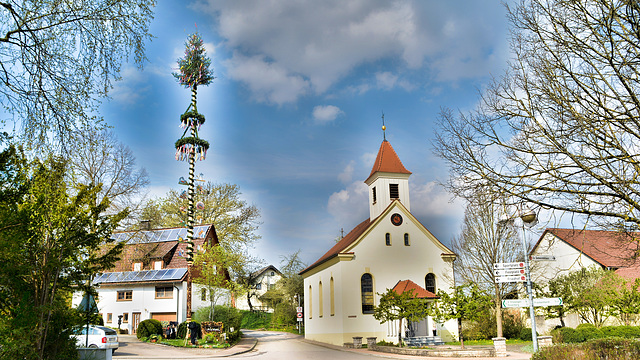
top-left (163, 269), bottom-right (177, 279)
top-left (155, 269), bottom-right (168, 279)
top-left (142, 271), bottom-right (156, 281)
top-left (159, 230), bottom-right (170, 241)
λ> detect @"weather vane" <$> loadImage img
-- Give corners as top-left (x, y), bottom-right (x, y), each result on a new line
top-left (381, 111), bottom-right (386, 141)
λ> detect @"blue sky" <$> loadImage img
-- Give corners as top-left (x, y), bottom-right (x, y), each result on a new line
top-left (100, 1), bottom-right (513, 267)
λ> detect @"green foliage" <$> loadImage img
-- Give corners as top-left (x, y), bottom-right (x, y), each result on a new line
top-left (575, 323), bottom-right (603, 341)
top-left (374, 288), bottom-right (430, 345)
top-left (272, 302), bottom-right (296, 325)
top-left (518, 328), bottom-right (538, 341)
top-left (532, 338), bottom-right (640, 360)
top-left (429, 284), bottom-right (493, 342)
top-left (502, 311), bottom-right (525, 339)
top-left (137, 319), bottom-right (163, 339)
top-left (550, 327), bottom-right (584, 343)
top-left (240, 310), bottom-right (272, 329)
top-left (212, 305), bottom-right (244, 339)
top-left (173, 33), bottom-right (214, 88)
top-left (0, 149), bottom-right (126, 359)
top-left (600, 325), bottom-right (640, 339)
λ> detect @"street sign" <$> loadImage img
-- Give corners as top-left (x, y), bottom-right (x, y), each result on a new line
top-left (534, 297), bottom-right (563, 306)
top-left (495, 275), bottom-right (527, 283)
top-left (297, 317), bottom-right (303, 322)
top-left (502, 297), bottom-right (563, 308)
top-left (493, 262), bottom-right (525, 270)
top-left (494, 268), bottom-right (526, 276)
top-left (296, 307), bottom-right (303, 313)
top-left (531, 255), bottom-right (556, 261)
top-left (296, 312), bottom-right (303, 318)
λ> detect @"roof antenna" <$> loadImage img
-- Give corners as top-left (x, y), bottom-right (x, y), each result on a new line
top-left (381, 111), bottom-right (386, 141)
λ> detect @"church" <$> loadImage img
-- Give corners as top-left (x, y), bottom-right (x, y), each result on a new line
top-left (300, 134), bottom-right (459, 345)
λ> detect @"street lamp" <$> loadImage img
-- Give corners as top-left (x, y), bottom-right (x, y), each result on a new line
top-left (519, 206), bottom-right (539, 352)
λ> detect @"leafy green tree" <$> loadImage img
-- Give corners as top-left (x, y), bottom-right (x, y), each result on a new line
top-left (0, 147), bottom-right (125, 359)
top-left (598, 271), bottom-right (640, 326)
top-left (429, 284), bottom-right (493, 347)
top-left (0, 0), bottom-right (156, 145)
top-left (374, 288), bottom-right (430, 347)
top-left (256, 251), bottom-right (305, 323)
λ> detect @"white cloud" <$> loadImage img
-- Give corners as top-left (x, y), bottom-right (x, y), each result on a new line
top-left (192, 0), bottom-right (508, 104)
top-left (338, 161), bottom-right (355, 184)
top-left (110, 66), bottom-right (150, 105)
top-left (312, 105), bottom-right (344, 124)
top-left (410, 181), bottom-right (464, 219)
top-left (327, 181), bottom-right (369, 225)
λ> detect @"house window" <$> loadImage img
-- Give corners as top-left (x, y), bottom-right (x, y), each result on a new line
top-left (330, 277), bottom-right (335, 316)
top-left (361, 273), bottom-right (374, 314)
top-left (319, 281), bottom-right (323, 318)
top-left (154, 261), bottom-right (162, 270)
top-left (385, 233), bottom-right (391, 246)
top-left (270, 271), bottom-right (275, 276)
top-left (133, 262), bottom-right (142, 271)
top-left (107, 313), bottom-right (113, 323)
top-left (309, 285), bottom-right (313, 319)
top-left (122, 313), bottom-right (129, 323)
top-left (425, 273), bottom-right (436, 294)
top-left (389, 184), bottom-right (399, 199)
top-left (256, 283), bottom-right (262, 290)
top-left (201, 288), bottom-right (207, 301)
top-left (117, 290), bottom-right (132, 301)
top-left (155, 286), bottom-right (173, 299)
top-left (404, 233), bottom-right (410, 246)
top-left (372, 186), bottom-right (377, 204)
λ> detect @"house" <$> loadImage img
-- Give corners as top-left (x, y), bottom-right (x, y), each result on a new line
top-left (529, 228), bottom-right (640, 331)
top-left (236, 265), bottom-right (283, 312)
top-left (72, 224), bottom-right (230, 334)
top-left (300, 138), bottom-right (458, 346)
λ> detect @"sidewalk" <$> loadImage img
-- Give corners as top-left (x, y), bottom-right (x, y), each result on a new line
top-left (115, 335), bottom-right (258, 359)
top-left (301, 338), bottom-right (533, 360)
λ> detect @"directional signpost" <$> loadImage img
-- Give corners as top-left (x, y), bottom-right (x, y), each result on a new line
top-left (502, 298), bottom-right (563, 308)
top-left (494, 262), bottom-right (526, 283)
top-left (531, 255), bottom-right (556, 261)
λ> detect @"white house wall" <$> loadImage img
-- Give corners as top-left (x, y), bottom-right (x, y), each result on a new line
top-left (530, 232), bottom-right (601, 283)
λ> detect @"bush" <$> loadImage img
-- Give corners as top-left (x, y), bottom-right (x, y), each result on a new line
top-left (502, 311), bottom-right (525, 340)
top-left (212, 305), bottom-right (243, 342)
top-left (137, 319), bottom-right (163, 339)
top-left (531, 338), bottom-right (640, 360)
top-left (576, 323), bottom-right (603, 341)
top-left (551, 327), bottom-right (585, 343)
top-left (272, 302), bottom-right (296, 326)
top-left (519, 327), bottom-right (538, 341)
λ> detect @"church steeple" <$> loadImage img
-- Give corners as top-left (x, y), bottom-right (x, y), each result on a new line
top-left (365, 124), bottom-right (411, 220)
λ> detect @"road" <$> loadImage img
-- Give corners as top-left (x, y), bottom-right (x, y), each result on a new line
top-left (114, 330), bottom-right (532, 360)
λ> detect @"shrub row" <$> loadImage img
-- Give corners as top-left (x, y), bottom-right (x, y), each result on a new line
top-left (532, 338), bottom-right (640, 360)
top-left (136, 319), bottom-right (163, 339)
top-left (551, 324), bottom-right (640, 344)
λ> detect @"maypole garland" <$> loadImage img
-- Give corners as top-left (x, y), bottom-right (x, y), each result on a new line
top-left (173, 31), bottom-right (214, 326)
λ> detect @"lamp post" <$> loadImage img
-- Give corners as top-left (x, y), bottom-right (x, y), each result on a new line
top-left (519, 207), bottom-right (539, 352)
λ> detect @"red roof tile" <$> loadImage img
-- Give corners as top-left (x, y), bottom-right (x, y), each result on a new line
top-left (537, 228), bottom-right (640, 268)
top-left (365, 140), bottom-right (411, 183)
top-left (299, 219), bottom-right (373, 275)
top-left (392, 279), bottom-right (438, 299)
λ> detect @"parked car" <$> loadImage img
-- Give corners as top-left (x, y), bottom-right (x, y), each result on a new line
top-left (72, 325), bottom-right (119, 352)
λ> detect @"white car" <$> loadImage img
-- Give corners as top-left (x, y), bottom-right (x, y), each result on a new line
top-left (72, 325), bottom-right (119, 352)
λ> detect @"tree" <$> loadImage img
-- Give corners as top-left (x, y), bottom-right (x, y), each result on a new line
top-left (374, 288), bottom-right (430, 347)
top-left (66, 127), bottom-right (149, 224)
top-left (0, 147), bottom-right (125, 359)
top-left (451, 190), bottom-right (520, 337)
top-left (256, 251), bottom-right (305, 324)
top-left (429, 284), bottom-right (493, 348)
top-left (192, 245), bottom-right (238, 320)
top-left (0, 0), bottom-right (156, 145)
top-left (433, 0), bottom-right (640, 229)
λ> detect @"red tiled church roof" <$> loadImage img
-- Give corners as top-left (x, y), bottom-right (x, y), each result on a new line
top-left (392, 279), bottom-right (438, 299)
top-left (300, 219), bottom-right (373, 275)
top-left (365, 140), bottom-right (411, 183)
top-left (536, 228), bottom-right (640, 268)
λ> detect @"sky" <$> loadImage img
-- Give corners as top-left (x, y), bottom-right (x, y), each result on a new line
top-left (99, 0), bottom-right (514, 267)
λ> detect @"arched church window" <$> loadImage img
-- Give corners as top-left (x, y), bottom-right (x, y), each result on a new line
top-left (319, 281), bottom-right (323, 318)
top-left (309, 285), bottom-right (313, 319)
top-left (425, 273), bottom-right (436, 294)
top-left (361, 273), bottom-right (374, 314)
top-left (330, 277), bottom-right (335, 316)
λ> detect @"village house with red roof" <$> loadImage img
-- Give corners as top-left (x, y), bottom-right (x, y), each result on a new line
top-left (529, 228), bottom-right (640, 332)
top-left (71, 224), bottom-right (230, 334)
top-left (300, 137), bottom-right (458, 346)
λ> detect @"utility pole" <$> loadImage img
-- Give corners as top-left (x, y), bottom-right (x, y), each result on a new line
top-left (173, 32), bottom-right (214, 321)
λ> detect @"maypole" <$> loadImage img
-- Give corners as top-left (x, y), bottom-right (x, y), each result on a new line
top-left (173, 32), bottom-right (214, 322)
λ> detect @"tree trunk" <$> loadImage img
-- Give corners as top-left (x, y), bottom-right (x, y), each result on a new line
top-left (458, 318), bottom-right (464, 349)
top-left (398, 316), bottom-right (403, 347)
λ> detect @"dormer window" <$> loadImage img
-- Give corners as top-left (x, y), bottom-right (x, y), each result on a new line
top-left (389, 184), bottom-right (399, 199)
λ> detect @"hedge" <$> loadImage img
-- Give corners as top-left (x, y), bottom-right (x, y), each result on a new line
top-left (136, 319), bottom-right (163, 339)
